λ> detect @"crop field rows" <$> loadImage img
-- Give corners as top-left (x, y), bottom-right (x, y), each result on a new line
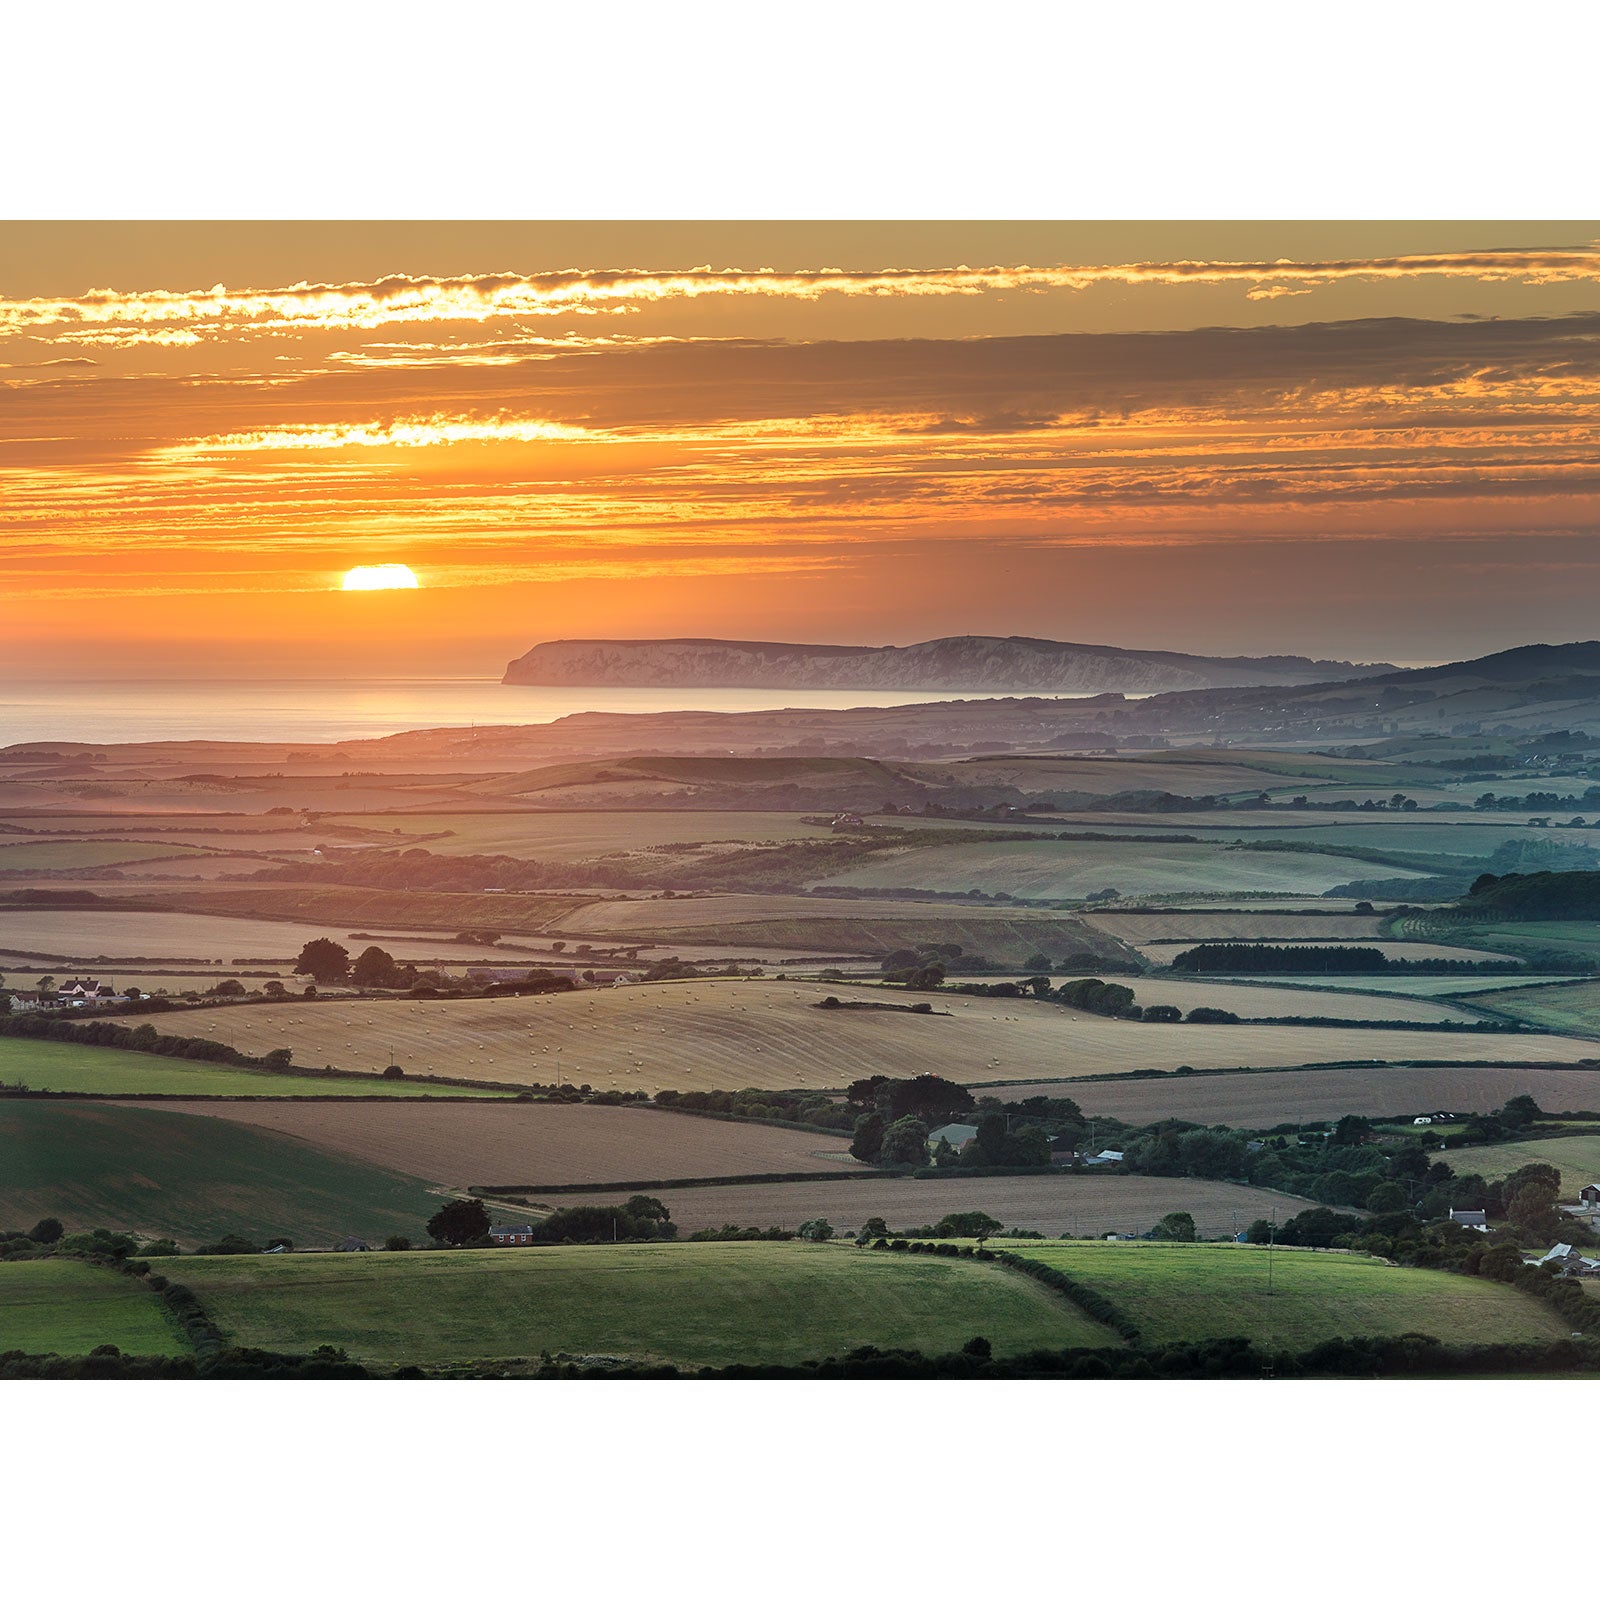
top-left (176, 979), bottom-right (1600, 1095)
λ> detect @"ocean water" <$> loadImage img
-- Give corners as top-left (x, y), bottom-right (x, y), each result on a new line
top-left (0, 678), bottom-right (1104, 747)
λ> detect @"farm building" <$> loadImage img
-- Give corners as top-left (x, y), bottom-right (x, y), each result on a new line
top-left (928, 1122), bottom-right (979, 1152)
top-left (1580, 1183), bottom-right (1600, 1210)
top-left (1536, 1242), bottom-right (1600, 1275)
top-left (335, 1237), bottom-right (370, 1252)
top-left (489, 1223), bottom-right (537, 1246)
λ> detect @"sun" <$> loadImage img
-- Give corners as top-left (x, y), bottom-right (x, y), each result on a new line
top-left (341, 563), bottom-right (419, 591)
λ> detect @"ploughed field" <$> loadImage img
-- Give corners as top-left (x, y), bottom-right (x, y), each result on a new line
top-left (143, 1100), bottom-right (855, 1187)
top-left (998, 1243), bottom-right (1571, 1351)
top-left (513, 1174), bottom-right (1322, 1240)
top-left (150, 1242), bottom-right (1115, 1365)
top-left (180, 980), bottom-right (1600, 1095)
top-left (0, 1101), bottom-right (442, 1249)
top-left (0, 1259), bottom-right (188, 1357)
top-left (1044, 1065), bottom-right (1600, 1126)
top-left (0, 1036), bottom-right (506, 1098)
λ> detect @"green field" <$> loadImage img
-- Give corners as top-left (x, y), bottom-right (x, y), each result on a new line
top-left (152, 1242), bottom-right (1115, 1365)
top-left (0, 1259), bottom-right (188, 1356)
top-left (0, 1036), bottom-right (507, 1098)
top-left (999, 1243), bottom-right (1571, 1350)
top-left (1395, 916), bottom-right (1600, 968)
top-left (0, 1101), bottom-right (444, 1248)
top-left (1433, 1134), bottom-right (1600, 1196)
top-left (1471, 979), bottom-right (1600, 1038)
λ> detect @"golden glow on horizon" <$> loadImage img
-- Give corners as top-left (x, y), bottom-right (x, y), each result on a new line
top-left (341, 564), bottom-right (419, 591)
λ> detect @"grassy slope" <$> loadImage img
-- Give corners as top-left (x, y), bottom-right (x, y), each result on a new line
top-left (1434, 1134), bottom-right (1600, 1196)
top-left (1472, 979), bottom-right (1600, 1038)
top-left (1001, 1243), bottom-right (1571, 1350)
top-left (0, 1036), bottom-right (506, 1097)
top-left (0, 1101), bottom-right (443, 1248)
top-left (0, 1259), bottom-right (187, 1356)
top-left (155, 1242), bottom-right (1116, 1365)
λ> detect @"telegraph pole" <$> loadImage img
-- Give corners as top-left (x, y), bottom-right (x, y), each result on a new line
top-left (1268, 1206), bottom-right (1276, 1295)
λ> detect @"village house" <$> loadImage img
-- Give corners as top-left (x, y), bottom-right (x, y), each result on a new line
top-left (489, 1223), bottom-right (537, 1246)
top-left (1448, 1208), bottom-right (1490, 1232)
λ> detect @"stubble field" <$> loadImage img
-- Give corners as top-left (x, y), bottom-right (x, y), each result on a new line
top-left (176, 979), bottom-right (1600, 1095)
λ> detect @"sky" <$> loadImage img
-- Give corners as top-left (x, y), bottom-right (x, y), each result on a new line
top-left (5, 220), bottom-right (1600, 677)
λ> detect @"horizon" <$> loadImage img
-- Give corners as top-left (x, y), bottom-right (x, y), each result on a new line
top-left (7, 220), bottom-right (1600, 678)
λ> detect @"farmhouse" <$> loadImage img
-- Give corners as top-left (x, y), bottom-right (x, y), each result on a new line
top-left (490, 1223), bottom-right (537, 1246)
top-left (928, 1122), bottom-right (979, 1153)
top-left (1449, 1209), bottom-right (1489, 1232)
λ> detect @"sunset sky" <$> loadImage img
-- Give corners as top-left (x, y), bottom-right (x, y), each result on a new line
top-left (6, 220), bottom-right (1600, 677)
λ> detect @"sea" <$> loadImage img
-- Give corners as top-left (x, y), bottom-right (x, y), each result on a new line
top-left (0, 678), bottom-right (1111, 747)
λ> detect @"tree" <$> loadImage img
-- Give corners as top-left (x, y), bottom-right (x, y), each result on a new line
top-left (426, 1197), bottom-right (492, 1247)
top-left (850, 1112), bottom-right (885, 1163)
top-left (1365, 1181), bottom-right (1409, 1213)
top-left (1331, 1114), bottom-right (1372, 1146)
top-left (351, 945), bottom-right (402, 987)
top-left (858, 1216), bottom-right (890, 1240)
top-left (962, 1336), bottom-right (992, 1358)
top-left (384, 1235), bottom-right (412, 1251)
top-left (1508, 1182), bottom-right (1561, 1240)
top-left (879, 1115), bottom-right (930, 1167)
top-left (1023, 953), bottom-right (1052, 972)
top-left (293, 938), bottom-right (349, 984)
top-left (797, 1218), bottom-right (834, 1242)
top-left (937, 1211), bottom-right (1002, 1241)
top-left (1244, 1218), bottom-right (1273, 1244)
top-left (1151, 1211), bottom-right (1196, 1242)
top-left (28, 1217), bottom-right (64, 1244)
top-left (1502, 1093), bottom-right (1541, 1129)
top-left (209, 977), bottom-right (246, 997)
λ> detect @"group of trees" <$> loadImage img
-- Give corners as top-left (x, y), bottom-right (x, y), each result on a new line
top-left (424, 1194), bottom-right (675, 1248)
top-left (1171, 943), bottom-right (1518, 976)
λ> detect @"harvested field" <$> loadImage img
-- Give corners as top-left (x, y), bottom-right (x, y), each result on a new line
top-left (1218, 974), bottom-right (1581, 998)
top-left (1001, 1243), bottom-right (1570, 1350)
top-left (341, 810), bottom-right (832, 859)
top-left (183, 979), bottom-right (1600, 1095)
top-left (552, 892), bottom-right (1083, 933)
top-left (518, 1174), bottom-right (1323, 1239)
top-left (154, 1242), bottom-right (1115, 1365)
top-left (0, 1036), bottom-right (506, 1098)
top-left (816, 840), bottom-right (1423, 899)
top-left (1011, 1065), bottom-right (1600, 1125)
top-left (145, 1100), bottom-right (855, 1187)
top-left (0, 1259), bottom-right (188, 1357)
top-left (1123, 976), bottom-right (1472, 1024)
top-left (0, 907), bottom-right (545, 964)
top-left (554, 898), bottom-right (1125, 964)
top-left (87, 884), bottom-right (596, 939)
top-left (1083, 911), bottom-right (1386, 943)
